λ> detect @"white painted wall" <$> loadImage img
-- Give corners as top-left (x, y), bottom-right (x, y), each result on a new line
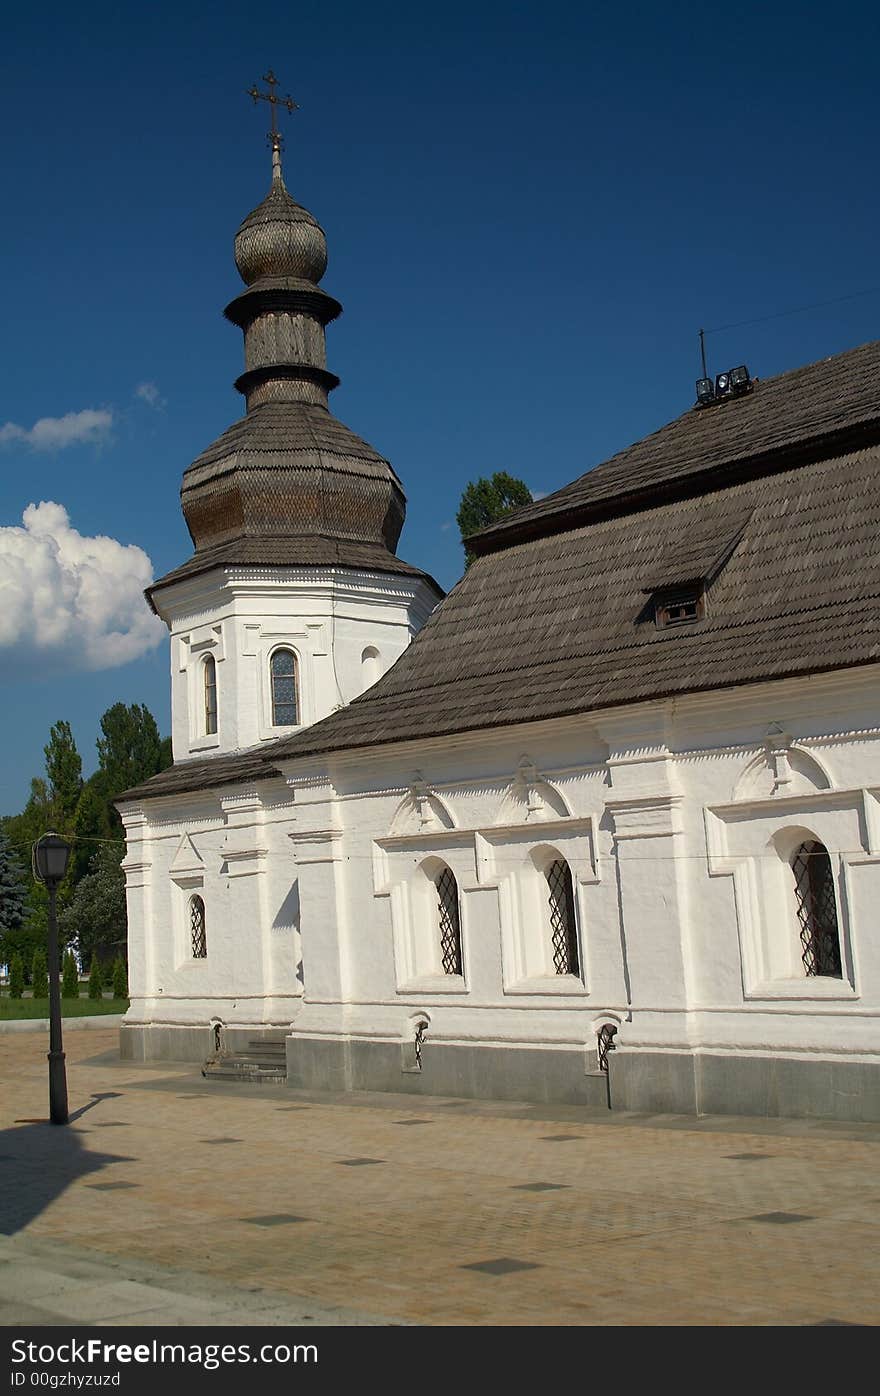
top-left (120, 664), bottom-right (880, 1073)
top-left (151, 566), bottom-right (437, 761)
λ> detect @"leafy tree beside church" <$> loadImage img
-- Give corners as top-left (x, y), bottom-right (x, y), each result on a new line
top-left (456, 472), bottom-right (533, 567)
top-left (0, 831), bottom-right (28, 967)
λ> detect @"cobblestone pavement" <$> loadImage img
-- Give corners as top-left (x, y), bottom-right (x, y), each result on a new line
top-left (1, 1029), bottom-right (878, 1327)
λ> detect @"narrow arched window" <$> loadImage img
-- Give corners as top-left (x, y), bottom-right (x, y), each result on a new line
top-left (791, 841), bottom-right (842, 977)
top-left (271, 649), bottom-right (299, 727)
top-left (190, 895), bottom-right (207, 959)
top-left (361, 645), bottom-right (381, 691)
top-left (435, 866), bottom-right (462, 976)
top-left (203, 656), bottom-right (217, 735)
top-left (546, 858), bottom-right (579, 976)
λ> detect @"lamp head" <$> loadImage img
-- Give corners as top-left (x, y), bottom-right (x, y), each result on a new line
top-left (32, 832), bottom-right (71, 888)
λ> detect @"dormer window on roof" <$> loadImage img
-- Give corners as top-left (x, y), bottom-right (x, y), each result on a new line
top-left (654, 587), bottom-right (705, 628)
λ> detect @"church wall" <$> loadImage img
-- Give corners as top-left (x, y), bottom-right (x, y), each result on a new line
top-left (122, 663), bottom-right (880, 1118)
top-left (155, 567), bottom-right (436, 761)
top-left (281, 665), bottom-right (880, 1116)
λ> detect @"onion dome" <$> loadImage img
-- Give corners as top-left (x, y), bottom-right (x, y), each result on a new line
top-left (234, 170), bottom-right (328, 286)
top-left (147, 145), bottom-right (436, 607)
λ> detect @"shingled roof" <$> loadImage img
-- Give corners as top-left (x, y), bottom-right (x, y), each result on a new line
top-left (122, 339), bottom-right (880, 802)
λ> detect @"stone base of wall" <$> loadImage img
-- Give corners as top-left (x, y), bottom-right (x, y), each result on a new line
top-left (608, 1050), bottom-right (880, 1123)
top-left (119, 1025), bottom-right (880, 1122)
top-left (285, 1035), bottom-right (610, 1108)
top-left (120, 1022), bottom-right (287, 1065)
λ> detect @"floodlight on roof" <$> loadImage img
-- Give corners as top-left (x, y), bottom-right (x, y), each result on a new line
top-left (729, 364), bottom-right (752, 396)
top-left (695, 377), bottom-right (715, 407)
top-left (715, 370), bottom-right (731, 398)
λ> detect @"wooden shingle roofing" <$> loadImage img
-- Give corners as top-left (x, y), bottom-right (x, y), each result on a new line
top-left (121, 340), bottom-right (880, 802)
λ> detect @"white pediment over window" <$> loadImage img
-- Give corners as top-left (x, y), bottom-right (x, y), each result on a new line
top-left (169, 832), bottom-right (205, 877)
top-left (495, 757), bottom-right (571, 825)
top-left (389, 773), bottom-right (456, 836)
top-left (733, 727), bottom-right (831, 801)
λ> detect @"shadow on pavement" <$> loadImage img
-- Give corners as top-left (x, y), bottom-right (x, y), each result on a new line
top-left (0, 1092), bottom-right (135, 1235)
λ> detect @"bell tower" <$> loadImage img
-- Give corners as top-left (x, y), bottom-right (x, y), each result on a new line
top-left (148, 75), bottom-right (441, 762)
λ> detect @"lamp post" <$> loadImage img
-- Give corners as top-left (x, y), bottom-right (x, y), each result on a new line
top-left (32, 832), bottom-right (72, 1125)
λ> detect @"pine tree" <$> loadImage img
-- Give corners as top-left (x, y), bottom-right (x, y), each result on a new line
top-left (31, 948), bottom-right (48, 999)
top-left (0, 830), bottom-right (28, 964)
top-left (8, 953), bottom-right (24, 999)
top-left (44, 720), bottom-right (83, 827)
top-left (88, 957), bottom-right (104, 1000)
top-left (62, 950), bottom-right (80, 999)
top-left (112, 956), bottom-right (128, 999)
top-left (456, 472), bottom-right (534, 567)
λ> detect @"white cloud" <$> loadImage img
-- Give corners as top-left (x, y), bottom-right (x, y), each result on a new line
top-left (0, 409), bottom-right (113, 452)
top-left (0, 502), bottom-right (165, 673)
top-left (134, 381), bottom-right (165, 410)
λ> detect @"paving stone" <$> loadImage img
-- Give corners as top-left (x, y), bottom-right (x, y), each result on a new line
top-left (510, 1182), bottom-right (570, 1192)
top-left (3, 1026), bottom-right (880, 1327)
top-left (460, 1258), bottom-right (543, 1275)
top-left (540, 1135), bottom-right (582, 1142)
top-left (750, 1212), bottom-right (815, 1224)
top-left (241, 1214), bottom-right (311, 1227)
top-left (724, 1153), bottom-right (771, 1161)
top-left (392, 1120), bottom-right (434, 1126)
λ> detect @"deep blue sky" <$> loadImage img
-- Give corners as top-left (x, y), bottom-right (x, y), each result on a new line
top-left (1, 1), bottom-right (878, 813)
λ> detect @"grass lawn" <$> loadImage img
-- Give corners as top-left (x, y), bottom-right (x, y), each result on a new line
top-left (0, 995), bottom-right (129, 1020)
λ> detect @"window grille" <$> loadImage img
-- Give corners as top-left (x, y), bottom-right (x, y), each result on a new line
top-left (414, 1021), bottom-right (427, 1069)
top-left (791, 841), bottom-right (842, 978)
top-left (436, 867), bottom-right (462, 976)
top-left (190, 895), bottom-right (207, 959)
top-left (270, 649), bottom-right (299, 726)
top-left (597, 1023), bottom-right (618, 1073)
top-left (546, 859), bottom-right (579, 976)
top-left (203, 656), bottom-right (218, 735)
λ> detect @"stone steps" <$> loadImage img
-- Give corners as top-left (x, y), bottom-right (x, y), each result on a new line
top-left (202, 1036), bottom-right (288, 1085)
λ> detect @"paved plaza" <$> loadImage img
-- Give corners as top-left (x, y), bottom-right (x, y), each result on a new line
top-left (0, 1026), bottom-right (878, 1326)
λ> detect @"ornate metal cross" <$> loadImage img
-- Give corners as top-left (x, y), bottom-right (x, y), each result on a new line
top-left (247, 69), bottom-right (298, 152)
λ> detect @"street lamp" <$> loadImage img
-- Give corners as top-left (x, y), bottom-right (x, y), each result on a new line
top-left (32, 832), bottom-right (72, 1125)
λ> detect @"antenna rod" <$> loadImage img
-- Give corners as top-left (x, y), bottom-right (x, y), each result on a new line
top-left (699, 327), bottom-right (708, 380)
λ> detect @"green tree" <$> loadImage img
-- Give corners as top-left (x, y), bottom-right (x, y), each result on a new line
top-left (69, 776), bottom-right (113, 886)
top-left (88, 956), bottom-right (104, 1000)
top-left (112, 956), bottom-right (128, 999)
top-left (60, 841), bottom-right (127, 967)
top-left (44, 720), bottom-right (83, 827)
top-left (97, 703), bottom-right (167, 805)
top-left (0, 831), bottom-right (28, 965)
top-left (62, 950), bottom-right (80, 999)
top-left (8, 953), bottom-right (24, 999)
top-left (456, 471), bottom-right (533, 567)
top-left (31, 947), bottom-right (48, 999)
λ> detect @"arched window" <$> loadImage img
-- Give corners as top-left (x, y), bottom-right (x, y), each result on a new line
top-left (203, 656), bottom-right (217, 735)
top-left (270, 649), bottom-right (299, 727)
top-left (190, 895), bottom-right (207, 959)
top-left (546, 858), bottom-right (579, 976)
top-left (435, 866), bottom-right (462, 976)
top-left (361, 645), bottom-right (381, 691)
top-left (791, 841), bottom-right (842, 977)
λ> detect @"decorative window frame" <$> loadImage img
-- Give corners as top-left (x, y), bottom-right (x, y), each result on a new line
top-left (169, 832), bottom-right (208, 972)
top-left (267, 644), bottom-right (302, 731)
top-left (181, 625), bottom-right (223, 753)
top-left (478, 819), bottom-right (599, 995)
top-left (374, 836), bottom-right (473, 993)
top-left (705, 787), bottom-right (880, 1000)
top-left (243, 623), bottom-right (318, 740)
top-left (374, 815), bottom-right (600, 998)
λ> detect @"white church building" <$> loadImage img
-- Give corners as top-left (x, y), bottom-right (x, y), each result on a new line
top-left (118, 139), bottom-right (880, 1123)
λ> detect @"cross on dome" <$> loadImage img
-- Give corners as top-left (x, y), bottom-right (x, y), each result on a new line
top-left (247, 69), bottom-right (299, 180)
